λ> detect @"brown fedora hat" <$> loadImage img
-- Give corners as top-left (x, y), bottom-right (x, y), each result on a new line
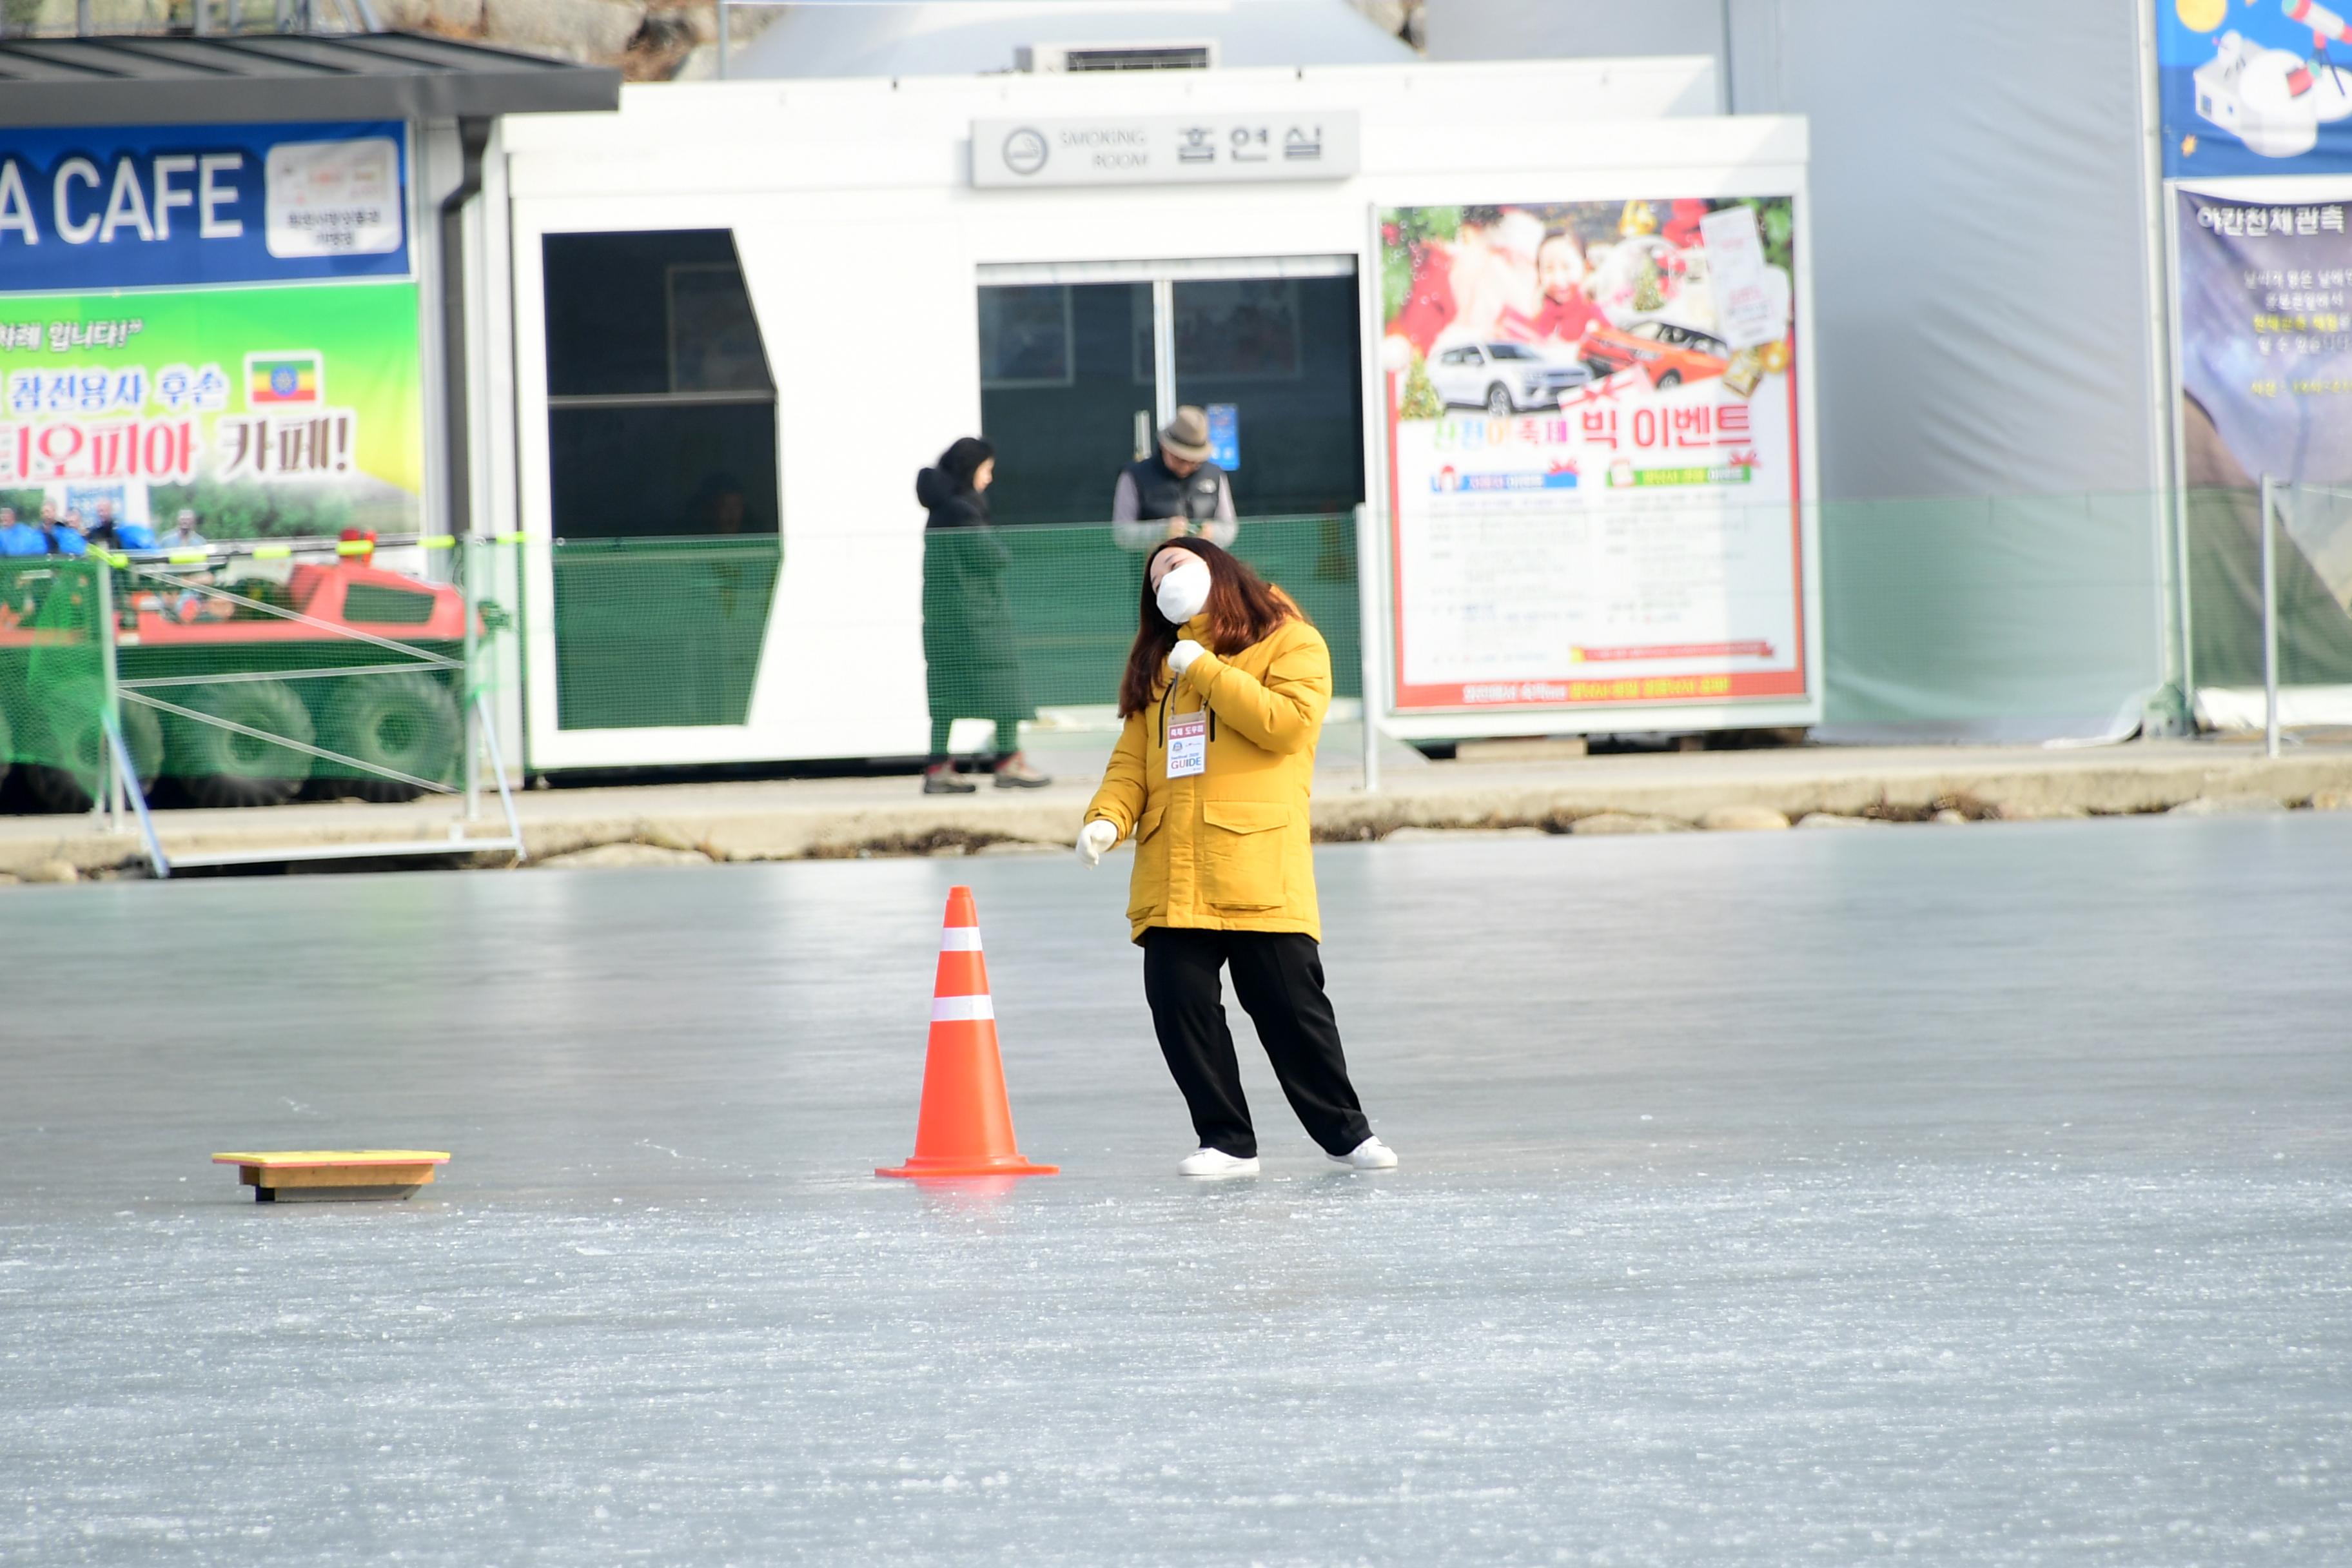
top-left (1159, 406), bottom-right (1213, 463)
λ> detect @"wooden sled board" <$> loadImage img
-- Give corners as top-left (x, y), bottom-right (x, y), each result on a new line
top-left (212, 1150), bottom-right (450, 1202)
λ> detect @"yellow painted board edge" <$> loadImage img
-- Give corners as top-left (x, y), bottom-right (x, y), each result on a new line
top-left (212, 1150), bottom-right (451, 1166)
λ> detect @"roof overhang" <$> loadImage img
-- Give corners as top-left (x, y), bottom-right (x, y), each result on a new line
top-left (0, 31), bottom-right (621, 127)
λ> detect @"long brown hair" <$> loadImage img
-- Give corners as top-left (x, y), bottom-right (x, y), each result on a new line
top-left (1117, 539), bottom-right (1302, 717)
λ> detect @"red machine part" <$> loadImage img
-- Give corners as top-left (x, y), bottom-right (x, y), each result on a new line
top-left (126, 562), bottom-right (468, 645)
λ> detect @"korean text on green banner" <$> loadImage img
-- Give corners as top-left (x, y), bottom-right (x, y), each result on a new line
top-left (0, 122), bottom-right (422, 536)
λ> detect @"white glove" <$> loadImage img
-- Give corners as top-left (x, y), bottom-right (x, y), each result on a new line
top-left (1168, 639), bottom-right (1206, 676)
top-left (1076, 819), bottom-right (1118, 868)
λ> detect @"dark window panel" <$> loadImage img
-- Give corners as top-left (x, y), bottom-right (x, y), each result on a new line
top-left (547, 404), bottom-right (778, 540)
top-left (980, 282), bottom-right (1154, 526)
top-left (543, 230), bottom-right (775, 399)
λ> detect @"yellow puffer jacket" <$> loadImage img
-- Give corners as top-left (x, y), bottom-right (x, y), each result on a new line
top-left (1083, 611), bottom-right (1331, 944)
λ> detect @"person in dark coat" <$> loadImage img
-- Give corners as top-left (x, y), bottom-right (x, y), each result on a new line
top-left (917, 437), bottom-right (1049, 793)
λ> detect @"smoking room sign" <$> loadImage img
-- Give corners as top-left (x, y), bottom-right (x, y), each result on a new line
top-left (972, 113), bottom-right (1362, 188)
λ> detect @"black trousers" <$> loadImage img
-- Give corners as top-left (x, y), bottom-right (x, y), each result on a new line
top-left (1141, 928), bottom-right (1373, 1160)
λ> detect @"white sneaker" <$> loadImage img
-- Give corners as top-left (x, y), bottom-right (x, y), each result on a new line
top-left (1177, 1147), bottom-right (1261, 1177)
top-left (1329, 1136), bottom-right (1398, 1171)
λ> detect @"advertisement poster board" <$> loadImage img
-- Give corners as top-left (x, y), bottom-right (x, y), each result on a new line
top-left (0, 122), bottom-right (421, 539)
top-left (2159, 0), bottom-right (2352, 177)
top-left (1377, 197), bottom-right (1805, 715)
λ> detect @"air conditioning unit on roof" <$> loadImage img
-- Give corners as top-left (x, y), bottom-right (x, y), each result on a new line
top-left (1016, 39), bottom-right (1219, 73)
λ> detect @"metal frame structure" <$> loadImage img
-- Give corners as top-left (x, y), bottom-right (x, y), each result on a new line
top-left (87, 540), bottom-right (529, 877)
top-left (2250, 477), bottom-right (2352, 759)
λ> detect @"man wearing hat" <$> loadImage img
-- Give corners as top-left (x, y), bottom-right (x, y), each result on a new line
top-left (1110, 405), bottom-right (1237, 551)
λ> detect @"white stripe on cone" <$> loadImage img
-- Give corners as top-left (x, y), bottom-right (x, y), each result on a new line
top-left (939, 928), bottom-right (983, 951)
top-left (932, 994), bottom-right (995, 1022)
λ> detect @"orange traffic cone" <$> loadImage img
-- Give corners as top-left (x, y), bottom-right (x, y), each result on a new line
top-left (876, 886), bottom-right (1059, 1179)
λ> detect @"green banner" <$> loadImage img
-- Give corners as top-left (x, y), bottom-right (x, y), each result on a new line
top-left (0, 281), bottom-right (422, 537)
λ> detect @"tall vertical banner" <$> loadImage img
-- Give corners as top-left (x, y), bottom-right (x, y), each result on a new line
top-left (2173, 188), bottom-right (2352, 695)
top-left (2177, 191), bottom-right (2352, 495)
top-left (0, 122), bottom-right (421, 536)
top-left (1378, 198), bottom-right (1806, 714)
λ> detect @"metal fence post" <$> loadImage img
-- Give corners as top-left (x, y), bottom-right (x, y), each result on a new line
top-left (476, 692), bottom-right (527, 862)
top-left (2260, 473), bottom-right (2280, 759)
top-left (462, 534), bottom-right (482, 821)
top-left (106, 719), bottom-right (170, 879)
top-left (1353, 502), bottom-right (1381, 793)
top-left (92, 556), bottom-right (122, 830)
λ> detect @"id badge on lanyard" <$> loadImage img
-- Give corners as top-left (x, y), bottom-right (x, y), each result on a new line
top-left (1167, 710), bottom-right (1208, 779)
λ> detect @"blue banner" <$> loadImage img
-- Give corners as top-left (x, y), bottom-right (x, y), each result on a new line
top-left (0, 121), bottom-right (408, 295)
top-left (2159, 1), bottom-right (2352, 177)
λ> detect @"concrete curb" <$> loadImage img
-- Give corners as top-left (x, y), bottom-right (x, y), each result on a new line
top-left (7, 747), bottom-right (2351, 880)
top-left (1304, 753), bottom-right (2352, 838)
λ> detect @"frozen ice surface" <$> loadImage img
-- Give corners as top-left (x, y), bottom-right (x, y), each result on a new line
top-left (3, 817), bottom-right (2350, 1565)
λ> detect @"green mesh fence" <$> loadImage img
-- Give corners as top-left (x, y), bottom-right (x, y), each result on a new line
top-left (551, 536), bottom-right (781, 731)
top-left (538, 517), bottom-right (1360, 745)
top-left (4, 520), bottom-right (1365, 810)
top-left (991, 514), bottom-right (1361, 712)
top-left (2, 541), bottom-right (500, 814)
top-left (34, 488), bottom-right (2345, 804)
top-left (122, 554), bottom-right (469, 808)
top-left (1821, 484), bottom-right (2352, 728)
top-left (2183, 484), bottom-right (2352, 694)
top-left (1821, 491), bottom-right (2168, 727)
top-left (0, 556), bottom-right (112, 810)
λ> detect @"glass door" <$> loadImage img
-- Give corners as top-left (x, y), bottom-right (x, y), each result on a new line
top-left (976, 280), bottom-right (1154, 527)
top-left (974, 259), bottom-right (1367, 703)
top-left (1167, 269), bottom-right (1365, 671)
top-left (1170, 273), bottom-right (1364, 518)
top-left (976, 259), bottom-right (1364, 527)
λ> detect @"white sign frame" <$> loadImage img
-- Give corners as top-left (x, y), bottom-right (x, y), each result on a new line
top-left (1358, 186), bottom-right (1823, 742)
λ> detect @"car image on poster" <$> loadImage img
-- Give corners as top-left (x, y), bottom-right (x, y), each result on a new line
top-left (1377, 197), bottom-right (1808, 716)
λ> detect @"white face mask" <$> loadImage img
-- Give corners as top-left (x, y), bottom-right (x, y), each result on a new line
top-left (1155, 558), bottom-right (1212, 625)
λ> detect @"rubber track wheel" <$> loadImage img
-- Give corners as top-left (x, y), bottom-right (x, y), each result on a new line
top-left (166, 679), bottom-right (315, 809)
top-left (19, 681), bottom-right (162, 814)
top-left (314, 671), bottom-right (462, 804)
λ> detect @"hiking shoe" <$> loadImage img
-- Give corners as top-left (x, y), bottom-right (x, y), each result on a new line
top-left (923, 770), bottom-right (977, 795)
top-left (992, 758), bottom-right (1052, 789)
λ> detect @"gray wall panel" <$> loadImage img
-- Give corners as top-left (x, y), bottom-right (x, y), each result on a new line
top-left (1761, 0), bottom-right (2155, 499)
top-left (1424, 0), bottom-right (2156, 497)
top-left (1426, 0), bottom-right (1725, 104)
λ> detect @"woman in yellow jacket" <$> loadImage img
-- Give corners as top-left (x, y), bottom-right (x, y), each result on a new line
top-left (1076, 539), bottom-right (1396, 1177)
